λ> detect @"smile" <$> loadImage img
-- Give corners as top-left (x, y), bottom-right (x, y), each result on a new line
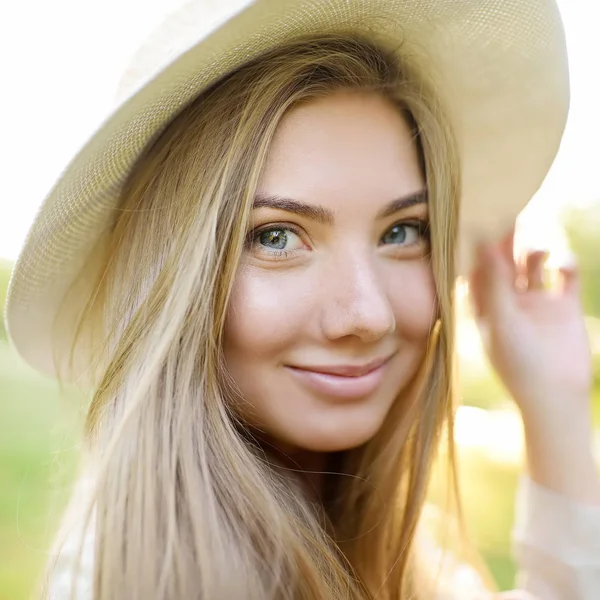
top-left (285, 355), bottom-right (394, 401)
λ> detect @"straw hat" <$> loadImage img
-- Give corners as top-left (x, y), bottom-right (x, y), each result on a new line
top-left (4, 0), bottom-right (569, 378)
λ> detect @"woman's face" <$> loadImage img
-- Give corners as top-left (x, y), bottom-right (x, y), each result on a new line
top-left (224, 91), bottom-right (436, 453)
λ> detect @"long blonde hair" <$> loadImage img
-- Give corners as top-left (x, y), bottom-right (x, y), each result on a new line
top-left (47, 33), bottom-right (469, 600)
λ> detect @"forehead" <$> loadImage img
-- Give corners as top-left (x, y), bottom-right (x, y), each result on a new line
top-left (258, 91), bottom-right (425, 210)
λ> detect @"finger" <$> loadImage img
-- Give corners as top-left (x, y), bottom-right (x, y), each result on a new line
top-left (495, 591), bottom-right (538, 600)
top-left (474, 242), bottom-right (515, 316)
top-left (468, 239), bottom-right (493, 318)
top-left (557, 256), bottom-right (580, 297)
top-left (469, 267), bottom-right (486, 318)
top-left (525, 250), bottom-right (548, 292)
top-left (499, 226), bottom-right (517, 281)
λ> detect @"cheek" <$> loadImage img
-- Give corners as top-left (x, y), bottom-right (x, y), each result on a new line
top-left (223, 264), bottom-right (310, 360)
top-left (388, 262), bottom-right (437, 341)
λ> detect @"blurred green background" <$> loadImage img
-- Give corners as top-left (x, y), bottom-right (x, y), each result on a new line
top-left (1, 203), bottom-right (600, 599)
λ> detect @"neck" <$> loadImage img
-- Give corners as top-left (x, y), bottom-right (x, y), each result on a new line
top-left (250, 433), bottom-right (344, 503)
top-left (269, 443), bottom-right (329, 496)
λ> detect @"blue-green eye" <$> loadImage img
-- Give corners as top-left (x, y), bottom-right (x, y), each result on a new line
top-left (259, 228), bottom-right (288, 250)
top-left (253, 226), bottom-right (304, 254)
top-left (381, 222), bottom-right (425, 246)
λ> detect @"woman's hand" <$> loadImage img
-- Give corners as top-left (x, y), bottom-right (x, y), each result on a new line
top-left (469, 228), bottom-right (600, 504)
top-left (468, 229), bottom-right (591, 421)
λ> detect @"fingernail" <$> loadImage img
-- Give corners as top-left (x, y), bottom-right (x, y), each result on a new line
top-left (561, 250), bottom-right (577, 268)
top-left (552, 248), bottom-right (577, 269)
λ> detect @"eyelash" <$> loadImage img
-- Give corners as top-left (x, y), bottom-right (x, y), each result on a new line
top-left (390, 219), bottom-right (430, 242)
top-left (248, 218), bottom-right (430, 259)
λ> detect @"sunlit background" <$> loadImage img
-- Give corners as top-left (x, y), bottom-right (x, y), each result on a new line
top-left (1, 1), bottom-right (600, 598)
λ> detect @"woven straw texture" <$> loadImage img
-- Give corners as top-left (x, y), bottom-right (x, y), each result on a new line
top-left (4, 0), bottom-right (569, 377)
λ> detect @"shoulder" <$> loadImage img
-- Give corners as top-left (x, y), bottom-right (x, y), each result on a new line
top-left (413, 525), bottom-right (493, 600)
top-left (48, 517), bottom-right (95, 600)
top-left (47, 475), bottom-right (97, 600)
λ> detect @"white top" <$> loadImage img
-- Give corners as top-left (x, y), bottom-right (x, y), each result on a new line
top-left (50, 476), bottom-right (600, 599)
top-left (512, 476), bottom-right (600, 598)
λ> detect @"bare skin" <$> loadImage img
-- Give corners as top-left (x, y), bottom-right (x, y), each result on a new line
top-left (225, 91), bottom-right (433, 460)
top-left (471, 236), bottom-right (600, 505)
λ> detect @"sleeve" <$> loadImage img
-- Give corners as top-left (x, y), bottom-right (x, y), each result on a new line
top-left (512, 475), bottom-right (600, 599)
top-left (414, 504), bottom-right (537, 600)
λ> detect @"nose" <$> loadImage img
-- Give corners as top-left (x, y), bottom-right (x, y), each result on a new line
top-left (319, 251), bottom-right (396, 343)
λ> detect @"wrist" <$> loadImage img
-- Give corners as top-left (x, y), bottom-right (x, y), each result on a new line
top-left (521, 415), bottom-right (600, 505)
top-left (516, 390), bottom-right (592, 436)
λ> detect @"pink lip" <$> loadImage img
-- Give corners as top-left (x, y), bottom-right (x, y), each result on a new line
top-left (285, 355), bottom-right (394, 401)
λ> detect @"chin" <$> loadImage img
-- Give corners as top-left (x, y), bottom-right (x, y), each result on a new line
top-left (300, 438), bottom-right (373, 453)
top-left (292, 419), bottom-right (385, 453)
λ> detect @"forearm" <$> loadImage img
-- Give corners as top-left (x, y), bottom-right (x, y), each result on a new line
top-left (513, 412), bottom-right (600, 599)
top-left (521, 407), bottom-right (600, 506)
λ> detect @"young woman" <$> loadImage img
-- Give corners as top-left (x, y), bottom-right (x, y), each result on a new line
top-left (5, 1), bottom-right (600, 599)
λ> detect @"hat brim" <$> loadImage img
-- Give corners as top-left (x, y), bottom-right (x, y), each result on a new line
top-left (4, 0), bottom-right (569, 377)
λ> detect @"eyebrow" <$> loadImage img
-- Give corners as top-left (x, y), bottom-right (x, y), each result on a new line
top-left (252, 190), bottom-right (428, 225)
